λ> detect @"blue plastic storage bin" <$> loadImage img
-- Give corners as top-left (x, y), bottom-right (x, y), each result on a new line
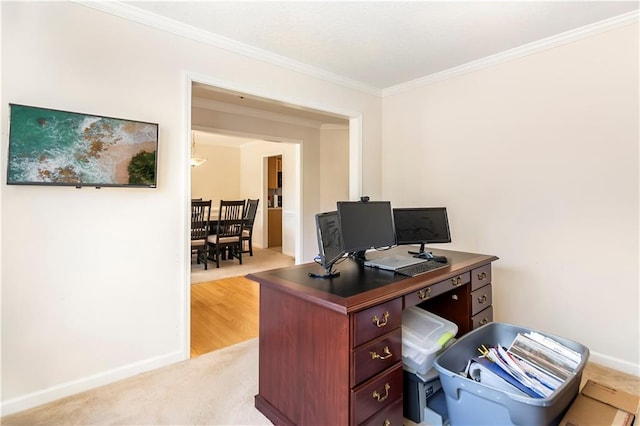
top-left (434, 322), bottom-right (589, 426)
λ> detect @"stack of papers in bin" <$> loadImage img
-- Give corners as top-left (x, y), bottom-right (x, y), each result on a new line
top-left (465, 331), bottom-right (582, 398)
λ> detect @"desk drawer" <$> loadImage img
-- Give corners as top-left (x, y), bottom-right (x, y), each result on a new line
top-left (404, 278), bottom-right (452, 308)
top-left (359, 397), bottom-right (403, 426)
top-left (354, 298), bottom-right (402, 347)
top-left (353, 364), bottom-right (403, 425)
top-left (471, 264), bottom-right (492, 291)
top-left (471, 305), bottom-right (493, 329)
top-left (448, 271), bottom-right (470, 289)
top-left (352, 329), bottom-right (402, 386)
top-left (471, 284), bottom-right (492, 316)
top-left (405, 272), bottom-right (471, 309)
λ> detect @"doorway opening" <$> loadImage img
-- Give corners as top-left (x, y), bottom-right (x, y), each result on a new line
top-left (186, 76), bottom-right (357, 359)
top-left (266, 154), bottom-right (283, 252)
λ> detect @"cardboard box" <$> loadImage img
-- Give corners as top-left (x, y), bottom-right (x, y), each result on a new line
top-left (559, 380), bottom-right (640, 426)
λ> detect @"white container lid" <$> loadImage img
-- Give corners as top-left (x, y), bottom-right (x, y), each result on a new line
top-left (402, 307), bottom-right (458, 349)
top-left (402, 339), bottom-right (439, 373)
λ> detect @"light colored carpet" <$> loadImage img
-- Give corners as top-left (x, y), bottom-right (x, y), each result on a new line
top-left (3, 337), bottom-right (637, 426)
top-left (1, 338), bottom-right (271, 426)
top-left (191, 247), bottom-right (294, 284)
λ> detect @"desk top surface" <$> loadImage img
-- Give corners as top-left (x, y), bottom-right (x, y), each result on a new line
top-left (248, 247), bottom-right (497, 314)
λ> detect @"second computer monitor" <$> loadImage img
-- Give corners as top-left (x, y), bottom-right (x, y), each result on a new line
top-left (393, 207), bottom-right (451, 254)
top-left (337, 201), bottom-right (396, 259)
top-left (314, 211), bottom-right (345, 273)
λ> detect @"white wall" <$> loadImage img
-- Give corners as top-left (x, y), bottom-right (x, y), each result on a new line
top-left (240, 140), bottom-right (297, 255)
top-left (191, 144), bottom-right (241, 203)
top-left (0, 1), bottom-right (381, 414)
top-left (382, 23), bottom-right (639, 374)
top-left (320, 126), bottom-right (350, 211)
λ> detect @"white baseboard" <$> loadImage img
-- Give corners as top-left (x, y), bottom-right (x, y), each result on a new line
top-left (1, 350), bottom-right (184, 417)
top-left (589, 350), bottom-right (640, 377)
top-left (2, 347), bottom-right (637, 417)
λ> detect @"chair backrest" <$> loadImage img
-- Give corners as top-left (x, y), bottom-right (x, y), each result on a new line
top-left (216, 200), bottom-right (245, 239)
top-left (191, 200), bottom-right (211, 240)
top-left (244, 199), bottom-right (260, 228)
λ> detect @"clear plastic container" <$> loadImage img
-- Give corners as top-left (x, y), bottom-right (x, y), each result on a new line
top-left (402, 307), bottom-right (458, 374)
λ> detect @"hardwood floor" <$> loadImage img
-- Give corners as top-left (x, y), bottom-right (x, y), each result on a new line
top-left (582, 362), bottom-right (639, 396)
top-left (190, 276), bottom-right (259, 357)
top-left (190, 247), bottom-right (293, 357)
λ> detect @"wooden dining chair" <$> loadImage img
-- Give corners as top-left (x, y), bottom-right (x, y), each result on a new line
top-left (207, 200), bottom-right (246, 268)
top-left (242, 199), bottom-right (260, 256)
top-left (191, 200), bottom-right (211, 270)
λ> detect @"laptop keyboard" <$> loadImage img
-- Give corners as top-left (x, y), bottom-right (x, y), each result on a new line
top-left (395, 260), bottom-right (448, 277)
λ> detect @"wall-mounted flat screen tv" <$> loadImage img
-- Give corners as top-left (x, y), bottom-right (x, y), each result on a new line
top-left (7, 104), bottom-right (158, 188)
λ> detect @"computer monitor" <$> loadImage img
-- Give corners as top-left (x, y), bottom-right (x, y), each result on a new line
top-left (393, 207), bottom-right (451, 254)
top-left (337, 200), bottom-right (396, 260)
top-left (310, 211), bottom-right (345, 278)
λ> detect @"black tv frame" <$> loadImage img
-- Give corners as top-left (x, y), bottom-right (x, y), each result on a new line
top-left (7, 103), bottom-right (158, 188)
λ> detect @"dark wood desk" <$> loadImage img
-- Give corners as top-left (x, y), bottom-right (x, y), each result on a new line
top-left (248, 247), bottom-right (498, 426)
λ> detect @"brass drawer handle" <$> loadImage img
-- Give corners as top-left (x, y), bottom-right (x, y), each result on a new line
top-left (372, 383), bottom-right (390, 402)
top-left (477, 271), bottom-right (488, 281)
top-left (418, 288), bottom-right (431, 300)
top-left (451, 276), bottom-right (463, 287)
top-left (372, 311), bottom-right (389, 328)
top-left (383, 421), bottom-right (391, 426)
top-left (479, 318), bottom-right (489, 326)
top-left (370, 346), bottom-right (393, 360)
top-left (477, 294), bottom-right (488, 304)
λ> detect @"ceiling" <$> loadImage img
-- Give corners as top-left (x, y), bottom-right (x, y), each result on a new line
top-left (126, 1), bottom-right (638, 91)
top-left (112, 1), bottom-right (638, 142)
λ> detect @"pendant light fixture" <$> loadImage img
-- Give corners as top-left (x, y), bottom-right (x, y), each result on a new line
top-left (190, 131), bottom-right (207, 167)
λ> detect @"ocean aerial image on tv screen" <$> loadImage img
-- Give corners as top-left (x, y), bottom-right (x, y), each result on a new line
top-left (7, 105), bottom-right (158, 186)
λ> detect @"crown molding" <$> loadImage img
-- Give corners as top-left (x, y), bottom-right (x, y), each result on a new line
top-left (74, 1), bottom-right (637, 99)
top-left (383, 10), bottom-right (640, 97)
top-left (73, 0), bottom-right (382, 97)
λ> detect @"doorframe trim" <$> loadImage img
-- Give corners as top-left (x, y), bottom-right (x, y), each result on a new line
top-left (183, 71), bottom-right (363, 359)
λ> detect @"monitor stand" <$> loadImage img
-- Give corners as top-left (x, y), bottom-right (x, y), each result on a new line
top-left (308, 267), bottom-right (340, 279)
top-left (352, 250), bottom-right (368, 262)
top-left (408, 242), bottom-right (427, 255)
